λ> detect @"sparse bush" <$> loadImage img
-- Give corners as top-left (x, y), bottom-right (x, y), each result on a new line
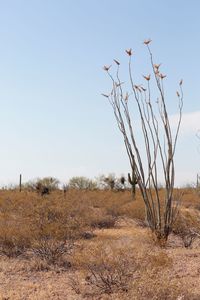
top-left (68, 273), bottom-right (83, 295)
top-left (32, 238), bottom-right (73, 266)
top-left (68, 176), bottom-right (97, 190)
top-left (173, 211), bottom-right (200, 248)
top-left (73, 243), bottom-right (137, 295)
top-left (86, 253), bottom-right (136, 294)
top-left (25, 177), bottom-right (59, 193)
top-left (0, 237), bottom-right (27, 258)
top-left (81, 231), bottom-right (96, 239)
top-left (103, 174), bottom-right (116, 190)
top-left (96, 174), bottom-right (126, 191)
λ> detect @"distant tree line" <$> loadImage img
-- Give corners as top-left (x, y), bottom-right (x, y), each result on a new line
top-left (1, 173), bottom-right (141, 196)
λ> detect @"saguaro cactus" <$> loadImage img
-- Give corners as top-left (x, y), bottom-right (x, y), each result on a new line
top-left (128, 171), bottom-right (137, 199)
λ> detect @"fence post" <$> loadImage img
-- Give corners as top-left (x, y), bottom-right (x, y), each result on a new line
top-left (19, 174), bottom-right (22, 192)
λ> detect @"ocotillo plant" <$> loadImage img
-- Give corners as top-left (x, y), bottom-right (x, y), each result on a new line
top-left (102, 40), bottom-right (183, 241)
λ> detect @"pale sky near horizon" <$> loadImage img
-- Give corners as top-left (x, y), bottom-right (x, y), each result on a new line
top-left (0, 0), bottom-right (199, 187)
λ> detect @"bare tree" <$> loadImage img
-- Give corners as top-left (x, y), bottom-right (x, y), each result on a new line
top-left (68, 176), bottom-right (97, 190)
top-left (104, 174), bottom-right (116, 190)
top-left (102, 40), bottom-right (183, 241)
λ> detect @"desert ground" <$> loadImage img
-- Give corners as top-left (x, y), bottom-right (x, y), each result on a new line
top-left (0, 189), bottom-right (200, 299)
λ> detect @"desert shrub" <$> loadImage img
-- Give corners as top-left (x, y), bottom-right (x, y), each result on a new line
top-left (31, 238), bottom-right (73, 266)
top-left (0, 237), bottom-right (27, 258)
top-left (0, 209), bottom-right (31, 257)
top-left (68, 273), bottom-right (83, 295)
top-left (0, 190), bottom-right (148, 252)
top-left (68, 176), bottom-right (97, 190)
top-left (90, 215), bottom-right (116, 229)
top-left (96, 174), bottom-right (115, 190)
top-left (29, 199), bottom-right (85, 241)
top-left (0, 222), bottom-right (31, 258)
top-left (0, 190), bottom-right (144, 255)
top-left (96, 174), bottom-right (127, 191)
top-left (70, 203), bottom-right (116, 230)
top-left (0, 192), bottom-right (91, 260)
top-left (81, 231), bottom-right (96, 239)
top-left (100, 174), bottom-right (117, 190)
top-left (85, 259), bottom-right (133, 294)
top-left (73, 243), bottom-right (137, 295)
top-left (25, 177), bottom-right (59, 193)
top-left (173, 209), bottom-right (200, 247)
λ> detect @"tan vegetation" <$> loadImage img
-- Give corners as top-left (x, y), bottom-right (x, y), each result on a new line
top-left (0, 189), bottom-right (199, 299)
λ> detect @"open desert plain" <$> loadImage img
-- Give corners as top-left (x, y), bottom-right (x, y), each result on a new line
top-left (0, 188), bottom-right (200, 299)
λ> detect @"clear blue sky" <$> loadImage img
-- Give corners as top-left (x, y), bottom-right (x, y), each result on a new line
top-left (0, 0), bottom-right (199, 186)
